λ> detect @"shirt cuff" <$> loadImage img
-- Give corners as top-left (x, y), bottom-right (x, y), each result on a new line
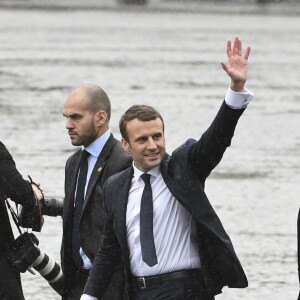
top-left (80, 294), bottom-right (99, 300)
top-left (225, 87), bottom-right (254, 109)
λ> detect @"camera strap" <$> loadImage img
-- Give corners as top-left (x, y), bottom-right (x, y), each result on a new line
top-left (5, 175), bottom-right (44, 234)
top-left (5, 198), bottom-right (23, 235)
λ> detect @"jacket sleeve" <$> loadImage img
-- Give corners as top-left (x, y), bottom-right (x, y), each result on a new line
top-left (83, 181), bottom-right (122, 299)
top-left (189, 101), bottom-right (245, 181)
top-left (0, 141), bottom-right (35, 207)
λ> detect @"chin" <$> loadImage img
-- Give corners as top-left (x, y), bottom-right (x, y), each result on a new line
top-left (149, 160), bottom-right (161, 169)
top-left (71, 140), bottom-right (81, 147)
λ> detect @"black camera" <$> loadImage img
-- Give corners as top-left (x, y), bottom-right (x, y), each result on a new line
top-left (42, 197), bottom-right (64, 217)
top-left (18, 197), bottom-right (64, 229)
top-left (10, 232), bottom-right (64, 296)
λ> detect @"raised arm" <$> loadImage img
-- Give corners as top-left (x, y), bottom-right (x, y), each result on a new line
top-left (189, 36), bottom-right (253, 181)
top-left (220, 35), bottom-right (251, 92)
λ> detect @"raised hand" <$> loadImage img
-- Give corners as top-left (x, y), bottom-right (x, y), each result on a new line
top-left (220, 36), bottom-right (251, 92)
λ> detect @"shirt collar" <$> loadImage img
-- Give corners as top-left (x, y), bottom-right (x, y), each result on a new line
top-left (133, 164), bottom-right (161, 181)
top-left (82, 130), bottom-right (111, 158)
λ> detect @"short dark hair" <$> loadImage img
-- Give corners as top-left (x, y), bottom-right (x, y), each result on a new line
top-left (84, 84), bottom-right (111, 121)
top-left (119, 105), bottom-right (164, 142)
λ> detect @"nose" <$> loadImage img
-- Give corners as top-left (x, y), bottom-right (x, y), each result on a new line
top-left (65, 118), bottom-right (73, 130)
top-left (147, 138), bottom-right (157, 150)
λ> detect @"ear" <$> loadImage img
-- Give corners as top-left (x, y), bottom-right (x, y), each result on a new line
top-left (121, 138), bottom-right (130, 153)
top-left (95, 110), bottom-right (107, 126)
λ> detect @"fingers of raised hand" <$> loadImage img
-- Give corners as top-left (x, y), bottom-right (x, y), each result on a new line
top-left (232, 35), bottom-right (242, 56)
top-left (243, 46), bottom-right (251, 60)
top-left (227, 36), bottom-right (242, 58)
top-left (226, 39), bottom-right (233, 57)
top-left (227, 36), bottom-right (251, 63)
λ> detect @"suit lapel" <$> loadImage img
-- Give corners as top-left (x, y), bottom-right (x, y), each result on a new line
top-left (65, 151), bottom-right (81, 214)
top-left (160, 154), bottom-right (208, 218)
top-left (83, 134), bottom-right (117, 210)
top-left (160, 154), bottom-right (189, 208)
top-left (114, 167), bottom-right (133, 250)
top-left (83, 157), bottom-right (105, 209)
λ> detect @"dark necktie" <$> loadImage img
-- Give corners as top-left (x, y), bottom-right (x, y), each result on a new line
top-left (72, 149), bottom-right (89, 268)
top-left (140, 173), bottom-right (158, 267)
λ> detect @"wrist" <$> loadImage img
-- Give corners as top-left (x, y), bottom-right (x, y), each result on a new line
top-left (230, 81), bottom-right (246, 92)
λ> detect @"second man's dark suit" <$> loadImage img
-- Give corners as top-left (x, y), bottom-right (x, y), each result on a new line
top-left (61, 134), bottom-right (132, 299)
top-left (84, 102), bottom-right (248, 299)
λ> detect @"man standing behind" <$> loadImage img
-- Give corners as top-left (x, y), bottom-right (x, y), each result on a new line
top-left (81, 36), bottom-right (253, 300)
top-left (61, 84), bottom-right (131, 300)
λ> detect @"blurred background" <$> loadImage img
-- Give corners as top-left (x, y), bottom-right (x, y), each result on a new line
top-left (1, 0), bottom-right (300, 299)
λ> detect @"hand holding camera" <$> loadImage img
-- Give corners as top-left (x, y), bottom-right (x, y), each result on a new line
top-left (18, 176), bottom-right (64, 231)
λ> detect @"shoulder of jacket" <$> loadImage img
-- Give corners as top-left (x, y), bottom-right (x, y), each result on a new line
top-left (106, 166), bottom-right (132, 184)
top-left (65, 148), bottom-right (81, 166)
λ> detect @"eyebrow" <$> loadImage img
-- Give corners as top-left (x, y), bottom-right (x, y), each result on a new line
top-left (134, 132), bottom-right (163, 142)
top-left (134, 135), bottom-right (147, 142)
top-left (63, 113), bottom-right (82, 118)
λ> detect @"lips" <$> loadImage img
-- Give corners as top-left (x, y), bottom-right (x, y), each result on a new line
top-left (145, 152), bottom-right (159, 158)
top-left (68, 131), bottom-right (77, 137)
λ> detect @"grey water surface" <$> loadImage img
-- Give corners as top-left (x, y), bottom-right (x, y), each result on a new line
top-left (0, 1), bottom-right (299, 299)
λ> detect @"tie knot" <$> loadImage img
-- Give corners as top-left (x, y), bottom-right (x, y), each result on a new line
top-left (81, 149), bottom-right (90, 160)
top-left (140, 173), bottom-right (151, 185)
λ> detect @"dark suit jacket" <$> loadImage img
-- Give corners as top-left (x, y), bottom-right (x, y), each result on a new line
top-left (0, 141), bottom-right (35, 300)
top-left (84, 102), bottom-right (248, 298)
top-left (61, 133), bottom-right (132, 299)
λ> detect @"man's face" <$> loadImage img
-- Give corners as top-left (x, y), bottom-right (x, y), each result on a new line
top-left (63, 90), bottom-right (98, 147)
top-left (122, 118), bottom-right (165, 173)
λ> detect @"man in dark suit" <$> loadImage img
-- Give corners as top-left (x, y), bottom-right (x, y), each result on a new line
top-left (61, 84), bottom-right (132, 300)
top-left (0, 141), bottom-right (43, 300)
top-left (81, 36), bottom-right (253, 300)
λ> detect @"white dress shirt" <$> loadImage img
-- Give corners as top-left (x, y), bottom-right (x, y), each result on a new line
top-left (81, 88), bottom-right (253, 300)
top-left (127, 165), bottom-right (200, 276)
top-left (77, 130), bottom-right (110, 269)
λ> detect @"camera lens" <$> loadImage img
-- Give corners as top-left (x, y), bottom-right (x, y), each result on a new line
top-left (10, 232), bottom-right (64, 296)
top-left (31, 250), bottom-right (64, 295)
top-left (43, 198), bottom-right (64, 217)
